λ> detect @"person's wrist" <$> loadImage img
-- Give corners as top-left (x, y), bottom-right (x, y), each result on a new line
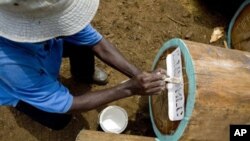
top-left (123, 79), bottom-right (137, 96)
top-left (118, 80), bottom-right (135, 97)
top-left (132, 69), bottom-right (142, 78)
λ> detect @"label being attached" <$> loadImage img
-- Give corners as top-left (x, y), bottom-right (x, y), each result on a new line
top-left (166, 47), bottom-right (184, 121)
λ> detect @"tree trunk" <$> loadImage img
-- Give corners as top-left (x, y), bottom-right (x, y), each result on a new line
top-left (228, 0), bottom-right (250, 52)
top-left (150, 38), bottom-right (250, 141)
top-left (76, 130), bottom-right (156, 141)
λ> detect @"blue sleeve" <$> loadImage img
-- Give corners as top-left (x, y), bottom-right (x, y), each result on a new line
top-left (0, 64), bottom-right (73, 113)
top-left (63, 24), bottom-right (103, 46)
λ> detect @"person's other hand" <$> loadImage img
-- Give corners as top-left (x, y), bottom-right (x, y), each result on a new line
top-left (127, 68), bottom-right (166, 96)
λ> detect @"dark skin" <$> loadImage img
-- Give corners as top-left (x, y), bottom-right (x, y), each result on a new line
top-left (69, 38), bottom-right (165, 112)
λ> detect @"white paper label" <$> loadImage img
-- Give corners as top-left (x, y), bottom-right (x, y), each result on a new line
top-left (166, 47), bottom-right (184, 121)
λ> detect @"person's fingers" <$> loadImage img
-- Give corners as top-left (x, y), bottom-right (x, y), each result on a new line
top-left (143, 80), bottom-right (165, 89)
top-left (141, 73), bottom-right (164, 83)
top-left (154, 68), bottom-right (166, 75)
top-left (137, 72), bottom-right (150, 82)
top-left (142, 71), bottom-right (150, 76)
top-left (145, 86), bottom-right (165, 95)
top-left (153, 69), bottom-right (167, 80)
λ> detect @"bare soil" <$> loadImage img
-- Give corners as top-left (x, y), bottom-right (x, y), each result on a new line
top-left (0, 0), bottom-right (244, 141)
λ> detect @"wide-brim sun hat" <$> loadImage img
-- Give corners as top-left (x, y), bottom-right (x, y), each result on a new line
top-left (0, 0), bottom-right (99, 43)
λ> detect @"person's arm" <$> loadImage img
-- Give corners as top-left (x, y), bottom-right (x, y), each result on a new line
top-left (69, 69), bottom-right (165, 112)
top-left (92, 38), bottom-right (141, 78)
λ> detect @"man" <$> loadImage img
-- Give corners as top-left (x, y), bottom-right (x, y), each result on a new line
top-left (0, 0), bottom-right (165, 130)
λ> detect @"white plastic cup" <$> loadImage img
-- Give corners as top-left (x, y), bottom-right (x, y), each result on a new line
top-left (99, 105), bottom-right (128, 134)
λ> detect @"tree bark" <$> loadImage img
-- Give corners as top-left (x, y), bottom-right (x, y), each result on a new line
top-left (150, 39), bottom-right (250, 141)
top-left (76, 130), bottom-right (156, 141)
top-left (230, 1), bottom-right (250, 52)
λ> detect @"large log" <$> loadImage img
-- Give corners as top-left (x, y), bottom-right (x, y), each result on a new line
top-left (149, 38), bottom-right (250, 141)
top-left (75, 130), bottom-right (156, 141)
top-left (227, 0), bottom-right (250, 51)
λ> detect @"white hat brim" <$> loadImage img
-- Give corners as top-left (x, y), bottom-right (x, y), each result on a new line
top-left (0, 0), bottom-right (99, 43)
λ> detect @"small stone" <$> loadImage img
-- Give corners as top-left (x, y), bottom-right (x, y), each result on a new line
top-left (184, 31), bottom-right (193, 39)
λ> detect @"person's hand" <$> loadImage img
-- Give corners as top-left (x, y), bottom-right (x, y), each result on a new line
top-left (126, 68), bottom-right (166, 96)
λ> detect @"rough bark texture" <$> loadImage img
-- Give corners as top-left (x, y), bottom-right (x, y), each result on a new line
top-left (231, 4), bottom-right (250, 52)
top-left (151, 40), bottom-right (250, 141)
top-left (181, 40), bottom-right (250, 141)
top-left (76, 130), bottom-right (155, 141)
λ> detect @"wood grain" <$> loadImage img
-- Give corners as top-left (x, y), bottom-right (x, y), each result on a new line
top-left (151, 40), bottom-right (250, 141)
top-left (76, 130), bottom-right (156, 141)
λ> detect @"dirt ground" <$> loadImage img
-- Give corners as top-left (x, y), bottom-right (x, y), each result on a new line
top-left (0, 0), bottom-right (244, 141)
